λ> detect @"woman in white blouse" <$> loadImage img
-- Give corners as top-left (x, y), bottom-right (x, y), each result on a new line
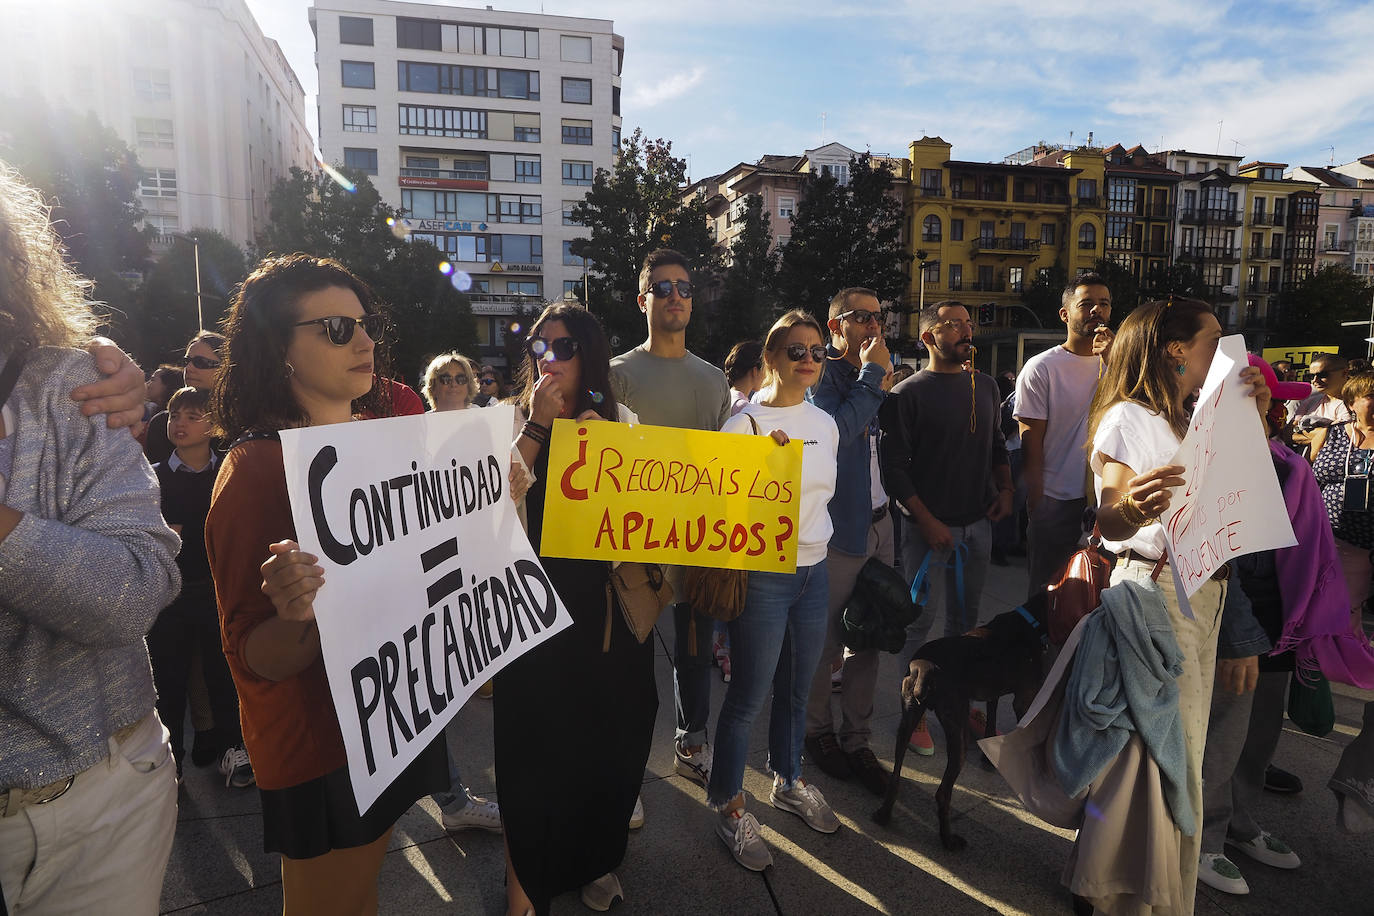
top-left (1081, 298), bottom-right (1269, 914)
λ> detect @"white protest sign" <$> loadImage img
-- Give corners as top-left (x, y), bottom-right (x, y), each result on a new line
top-left (280, 405), bottom-right (571, 812)
top-left (1163, 335), bottom-right (1296, 599)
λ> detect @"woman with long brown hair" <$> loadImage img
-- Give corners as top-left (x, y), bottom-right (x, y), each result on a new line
top-left (495, 302), bottom-right (655, 916)
top-left (1074, 298), bottom-right (1269, 914)
top-left (205, 254), bottom-right (446, 915)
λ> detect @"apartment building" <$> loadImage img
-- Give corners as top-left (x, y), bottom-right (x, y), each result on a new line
top-left (0, 0), bottom-right (312, 250)
top-left (907, 136), bottom-right (1105, 331)
top-left (1100, 144), bottom-right (1181, 282)
top-left (311, 0), bottom-right (624, 363)
top-left (1291, 163), bottom-right (1374, 278)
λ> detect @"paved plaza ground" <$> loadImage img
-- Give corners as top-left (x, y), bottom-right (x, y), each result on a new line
top-left (161, 556), bottom-right (1374, 915)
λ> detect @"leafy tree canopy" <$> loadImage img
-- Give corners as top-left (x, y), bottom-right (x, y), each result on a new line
top-left (776, 154), bottom-right (910, 328)
top-left (1278, 265), bottom-right (1373, 355)
top-left (136, 229), bottom-right (247, 365)
top-left (568, 129), bottom-right (719, 351)
top-left (706, 194), bottom-right (778, 363)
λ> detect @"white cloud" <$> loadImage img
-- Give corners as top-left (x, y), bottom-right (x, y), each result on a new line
top-left (625, 66), bottom-right (708, 110)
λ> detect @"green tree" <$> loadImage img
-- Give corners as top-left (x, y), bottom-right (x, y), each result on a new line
top-left (1277, 265), bottom-right (1373, 353)
top-left (1091, 257), bottom-right (1141, 312)
top-left (1142, 262), bottom-right (1207, 301)
top-left (258, 166), bottom-right (477, 386)
top-left (136, 230), bottom-right (247, 365)
top-left (0, 98), bottom-right (149, 347)
top-left (1023, 264), bottom-right (1069, 327)
top-left (776, 154), bottom-right (910, 327)
top-left (707, 194), bottom-right (777, 362)
top-left (568, 129), bottom-right (720, 349)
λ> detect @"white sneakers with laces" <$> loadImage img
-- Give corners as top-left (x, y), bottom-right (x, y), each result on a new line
top-left (716, 809), bottom-right (772, 871)
top-left (217, 745), bottom-right (254, 789)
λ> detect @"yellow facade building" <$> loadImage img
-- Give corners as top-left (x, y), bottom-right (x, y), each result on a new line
top-left (903, 137), bottom-right (1105, 336)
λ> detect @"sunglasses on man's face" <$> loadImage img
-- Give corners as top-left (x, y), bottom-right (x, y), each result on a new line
top-left (1310, 370), bottom-right (1342, 381)
top-left (293, 313), bottom-right (385, 346)
top-left (480, 376), bottom-right (498, 386)
top-left (185, 355), bottom-right (221, 371)
top-left (840, 308), bottom-right (884, 326)
top-left (644, 279), bottom-right (694, 299)
top-left (527, 336), bottom-right (581, 361)
top-left (784, 344), bottom-right (827, 363)
top-left (435, 373), bottom-right (468, 387)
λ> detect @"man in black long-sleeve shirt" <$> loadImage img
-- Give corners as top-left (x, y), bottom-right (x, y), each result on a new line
top-left (879, 301), bottom-right (1012, 682)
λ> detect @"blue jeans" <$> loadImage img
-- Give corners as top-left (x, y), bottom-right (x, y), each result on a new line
top-left (707, 562), bottom-right (829, 808)
top-left (673, 600), bottom-right (714, 747)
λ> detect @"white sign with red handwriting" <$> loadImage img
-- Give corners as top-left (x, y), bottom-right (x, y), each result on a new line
top-left (1162, 335), bottom-right (1296, 600)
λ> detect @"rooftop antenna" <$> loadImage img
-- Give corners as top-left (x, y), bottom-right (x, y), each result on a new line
top-left (1329, 146), bottom-right (1337, 166)
top-left (1215, 120), bottom-right (1223, 154)
top-left (821, 111), bottom-right (827, 141)
top-left (1231, 138), bottom-right (1243, 156)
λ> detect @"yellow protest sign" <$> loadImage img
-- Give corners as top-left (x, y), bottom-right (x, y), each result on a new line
top-left (1261, 345), bottom-right (1338, 366)
top-left (540, 419), bottom-right (803, 572)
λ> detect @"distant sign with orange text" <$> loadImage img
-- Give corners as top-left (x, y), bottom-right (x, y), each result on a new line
top-left (540, 419), bottom-right (802, 573)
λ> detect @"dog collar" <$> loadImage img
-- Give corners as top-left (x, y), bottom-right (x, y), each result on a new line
top-left (1016, 605), bottom-right (1048, 646)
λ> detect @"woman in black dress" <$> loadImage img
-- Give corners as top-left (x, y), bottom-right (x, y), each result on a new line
top-left (496, 303), bottom-right (657, 916)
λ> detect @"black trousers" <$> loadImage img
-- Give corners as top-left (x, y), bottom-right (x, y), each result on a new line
top-left (146, 580), bottom-right (242, 762)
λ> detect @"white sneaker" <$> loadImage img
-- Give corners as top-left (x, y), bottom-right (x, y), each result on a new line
top-left (628, 794), bottom-right (645, 830)
top-left (1226, 830), bottom-right (1300, 869)
top-left (441, 795), bottom-right (503, 832)
top-left (580, 872), bottom-right (623, 911)
top-left (218, 745), bottom-right (255, 789)
top-left (716, 810), bottom-right (772, 871)
top-left (1198, 853), bottom-right (1249, 895)
top-left (770, 780), bottom-right (840, 834)
top-left (674, 742), bottom-right (712, 786)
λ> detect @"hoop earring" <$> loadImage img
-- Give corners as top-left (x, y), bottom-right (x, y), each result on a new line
top-left (284, 362), bottom-right (296, 378)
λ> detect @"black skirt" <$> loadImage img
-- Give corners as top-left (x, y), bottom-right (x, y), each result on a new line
top-left (258, 735), bottom-right (448, 860)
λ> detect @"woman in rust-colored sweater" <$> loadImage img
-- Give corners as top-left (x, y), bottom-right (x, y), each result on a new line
top-left (205, 255), bottom-right (446, 915)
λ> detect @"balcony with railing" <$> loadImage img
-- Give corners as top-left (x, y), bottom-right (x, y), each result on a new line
top-left (1248, 247), bottom-right (1273, 260)
top-left (1324, 239), bottom-right (1354, 253)
top-left (951, 186), bottom-right (1008, 202)
top-left (970, 279), bottom-right (1006, 292)
top-left (400, 166), bottom-right (488, 181)
top-left (919, 184), bottom-right (944, 197)
top-left (1250, 213), bottom-right (1274, 226)
top-left (1181, 208), bottom-right (1241, 225)
top-left (1201, 284), bottom-right (1239, 301)
top-left (971, 236), bottom-right (1041, 254)
top-left (1145, 203), bottom-right (1176, 219)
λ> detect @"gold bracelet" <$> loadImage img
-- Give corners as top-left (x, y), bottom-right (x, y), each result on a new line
top-left (1116, 494), bottom-right (1153, 528)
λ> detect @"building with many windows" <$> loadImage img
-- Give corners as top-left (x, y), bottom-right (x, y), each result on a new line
top-left (1099, 144), bottom-right (1181, 283)
top-left (1291, 163), bottom-right (1374, 278)
top-left (310, 0), bottom-right (624, 365)
top-left (905, 136), bottom-right (1105, 333)
top-left (0, 0), bottom-right (312, 250)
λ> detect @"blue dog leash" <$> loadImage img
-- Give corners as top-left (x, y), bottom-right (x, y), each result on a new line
top-left (909, 541), bottom-right (969, 629)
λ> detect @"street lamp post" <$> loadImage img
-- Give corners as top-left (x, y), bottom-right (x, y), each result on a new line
top-left (171, 232), bottom-right (205, 331)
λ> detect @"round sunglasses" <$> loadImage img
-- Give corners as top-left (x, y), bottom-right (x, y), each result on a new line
top-left (644, 279), bottom-right (694, 299)
top-left (292, 313), bottom-right (385, 346)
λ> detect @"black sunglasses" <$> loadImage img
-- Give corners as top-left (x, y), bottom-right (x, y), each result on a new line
top-left (480, 376), bottom-right (498, 385)
top-left (784, 344), bottom-right (827, 363)
top-left (435, 373), bottom-right (468, 387)
top-left (644, 279), bottom-right (694, 299)
top-left (185, 355), bottom-right (221, 370)
top-left (840, 308), bottom-right (884, 325)
top-left (1310, 370), bottom-right (1339, 381)
top-left (527, 336), bottom-right (581, 361)
top-left (292, 313), bottom-right (385, 346)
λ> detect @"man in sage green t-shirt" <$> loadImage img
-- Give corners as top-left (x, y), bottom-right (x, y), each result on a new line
top-left (610, 248), bottom-right (731, 799)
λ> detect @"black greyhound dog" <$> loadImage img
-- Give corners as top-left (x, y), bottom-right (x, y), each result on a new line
top-left (871, 590), bottom-right (1050, 850)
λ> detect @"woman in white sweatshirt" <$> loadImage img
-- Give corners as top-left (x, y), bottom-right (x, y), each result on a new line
top-left (707, 309), bottom-right (841, 871)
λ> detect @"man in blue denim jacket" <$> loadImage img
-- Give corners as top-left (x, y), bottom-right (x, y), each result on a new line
top-left (802, 288), bottom-right (895, 796)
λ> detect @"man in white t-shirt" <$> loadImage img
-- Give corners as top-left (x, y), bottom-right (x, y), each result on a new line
top-left (1015, 272), bottom-right (1113, 595)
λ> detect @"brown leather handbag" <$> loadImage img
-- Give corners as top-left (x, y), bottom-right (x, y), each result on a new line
top-left (1046, 524), bottom-right (1113, 645)
top-left (605, 561), bottom-right (674, 651)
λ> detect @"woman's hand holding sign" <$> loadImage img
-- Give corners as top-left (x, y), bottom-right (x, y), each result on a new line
top-left (261, 539), bottom-right (324, 623)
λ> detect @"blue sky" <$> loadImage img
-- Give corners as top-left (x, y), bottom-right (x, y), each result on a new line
top-left (249, 0), bottom-right (1374, 179)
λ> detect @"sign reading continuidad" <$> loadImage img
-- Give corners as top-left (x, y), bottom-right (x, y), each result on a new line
top-left (280, 405), bottom-right (571, 812)
top-left (540, 419), bottom-right (803, 573)
top-left (1163, 335), bottom-right (1297, 603)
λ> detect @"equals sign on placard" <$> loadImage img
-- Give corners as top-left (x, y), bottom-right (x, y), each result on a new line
top-left (421, 537), bottom-right (462, 608)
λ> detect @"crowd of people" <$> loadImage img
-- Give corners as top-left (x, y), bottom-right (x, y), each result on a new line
top-left (3, 157), bottom-right (1374, 916)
